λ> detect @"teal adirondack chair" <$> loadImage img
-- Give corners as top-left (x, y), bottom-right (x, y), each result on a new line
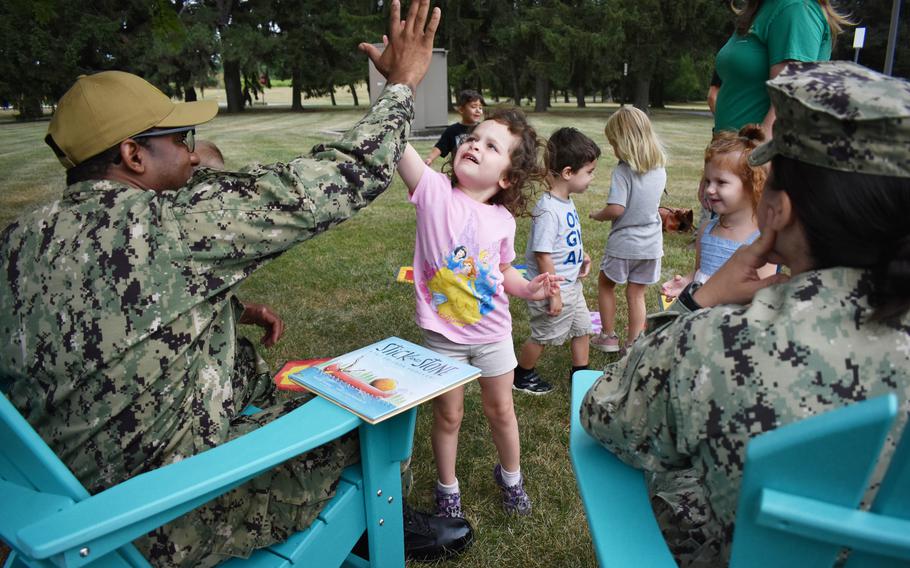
top-left (570, 369), bottom-right (910, 567)
top-left (0, 390), bottom-right (417, 568)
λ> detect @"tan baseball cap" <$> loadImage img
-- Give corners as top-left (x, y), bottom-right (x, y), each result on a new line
top-left (46, 71), bottom-right (218, 169)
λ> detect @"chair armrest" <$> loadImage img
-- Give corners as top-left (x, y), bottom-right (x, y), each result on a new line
top-left (16, 396), bottom-right (361, 567)
top-left (758, 488), bottom-right (910, 561)
top-left (570, 370), bottom-right (676, 566)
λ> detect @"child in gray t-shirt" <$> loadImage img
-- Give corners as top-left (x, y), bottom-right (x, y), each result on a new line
top-left (589, 107), bottom-right (667, 353)
top-left (514, 128), bottom-right (601, 395)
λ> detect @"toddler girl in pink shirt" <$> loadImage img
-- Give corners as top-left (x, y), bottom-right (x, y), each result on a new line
top-left (397, 108), bottom-right (559, 518)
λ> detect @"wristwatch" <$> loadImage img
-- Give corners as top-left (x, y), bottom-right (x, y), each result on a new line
top-left (678, 282), bottom-right (704, 311)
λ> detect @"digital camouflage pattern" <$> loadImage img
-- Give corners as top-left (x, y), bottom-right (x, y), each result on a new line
top-left (0, 84), bottom-right (413, 567)
top-left (749, 60), bottom-right (910, 178)
top-left (581, 267), bottom-right (910, 566)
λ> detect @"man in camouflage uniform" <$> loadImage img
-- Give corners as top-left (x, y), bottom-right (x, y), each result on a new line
top-left (581, 60), bottom-right (910, 566)
top-left (0, 2), bottom-right (472, 565)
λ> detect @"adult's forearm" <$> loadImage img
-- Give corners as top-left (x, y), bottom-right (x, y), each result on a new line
top-left (304, 84), bottom-right (415, 227)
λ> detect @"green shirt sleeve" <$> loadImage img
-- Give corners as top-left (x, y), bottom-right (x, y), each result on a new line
top-left (761, 0), bottom-right (830, 66)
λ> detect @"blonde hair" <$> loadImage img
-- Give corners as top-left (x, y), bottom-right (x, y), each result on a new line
top-left (733, 1), bottom-right (853, 41)
top-left (604, 107), bottom-right (667, 174)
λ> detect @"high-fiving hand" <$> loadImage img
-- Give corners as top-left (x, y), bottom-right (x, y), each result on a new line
top-left (358, 0), bottom-right (441, 93)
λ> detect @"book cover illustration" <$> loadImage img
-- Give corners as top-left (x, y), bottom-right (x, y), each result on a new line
top-left (274, 358), bottom-right (331, 391)
top-left (290, 337), bottom-right (481, 424)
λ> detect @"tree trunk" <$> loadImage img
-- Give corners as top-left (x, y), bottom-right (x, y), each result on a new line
top-left (329, 86), bottom-right (336, 106)
top-left (534, 75), bottom-right (549, 113)
top-left (650, 73), bottom-right (665, 109)
top-left (184, 86), bottom-right (197, 102)
top-left (575, 85), bottom-right (587, 108)
top-left (633, 74), bottom-right (651, 113)
top-left (511, 70), bottom-right (522, 106)
top-left (291, 67), bottom-right (302, 111)
top-left (563, 90), bottom-right (570, 103)
top-left (223, 60), bottom-right (244, 113)
top-left (16, 95), bottom-right (43, 121)
top-left (349, 83), bottom-right (359, 106)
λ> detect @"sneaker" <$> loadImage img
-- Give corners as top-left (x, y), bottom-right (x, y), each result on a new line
top-left (435, 488), bottom-right (464, 518)
top-left (591, 332), bottom-right (620, 353)
top-left (512, 369), bottom-right (553, 395)
top-left (403, 504), bottom-right (474, 562)
top-left (493, 464), bottom-right (532, 515)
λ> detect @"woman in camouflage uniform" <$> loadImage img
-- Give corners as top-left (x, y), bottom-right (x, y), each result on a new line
top-left (581, 60), bottom-right (910, 567)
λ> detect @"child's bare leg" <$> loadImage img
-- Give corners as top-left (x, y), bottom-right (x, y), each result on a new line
top-left (598, 271), bottom-right (618, 335)
top-left (570, 334), bottom-right (589, 366)
top-left (626, 282), bottom-right (648, 342)
top-left (479, 371), bottom-right (520, 472)
top-left (517, 339), bottom-right (544, 370)
top-left (431, 386), bottom-right (465, 485)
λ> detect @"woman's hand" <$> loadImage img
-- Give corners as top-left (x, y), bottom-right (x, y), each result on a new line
top-left (693, 229), bottom-right (790, 308)
top-left (239, 302), bottom-right (285, 348)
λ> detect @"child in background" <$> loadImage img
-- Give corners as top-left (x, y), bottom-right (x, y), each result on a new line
top-left (398, 108), bottom-right (559, 518)
top-left (424, 89), bottom-right (485, 166)
top-left (194, 139), bottom-right (225, 170)
top-left (513, 128), bottom-right (600, 395)
top-left (589, 107), bottom-right (667, 353)
top-left (661, 125), bottom-right (777, 298)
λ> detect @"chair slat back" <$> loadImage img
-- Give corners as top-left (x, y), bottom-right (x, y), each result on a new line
top-left (1, 393), bottom-right (149, 567)
top-left (844, 408), bottom-right (910, 568)
top-left (730, 394), bottom-right (899, 568)
top-left (0, 393), bottom-right (88, 500)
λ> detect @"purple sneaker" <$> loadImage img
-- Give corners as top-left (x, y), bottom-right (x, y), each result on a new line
top-left (435, 488), bottom-right (464, 518)
top-left (493, 464), bottom-right (532, 515)
top-left (591, 332), bottom-right (620, 353)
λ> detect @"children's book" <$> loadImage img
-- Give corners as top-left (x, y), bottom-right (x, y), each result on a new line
top-left (289, 337), bottom-right (481, 424)
top-left (274, 358), bottom-right (331, 391)
top-left (396, 266), bottom-right (414, 284)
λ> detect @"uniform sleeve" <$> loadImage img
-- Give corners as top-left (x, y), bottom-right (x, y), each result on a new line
top-left (606, 165), bottom-right (631, 207)
top-left (765, 1), bottom-right (829, 65)
top-left (168, 84), bottom-right (414, 274)
top-left (580, 305), bottom-right (697, 472)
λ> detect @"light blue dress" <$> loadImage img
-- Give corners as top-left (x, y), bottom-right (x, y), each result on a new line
top-left (694, 218), bottom-right (759, 283)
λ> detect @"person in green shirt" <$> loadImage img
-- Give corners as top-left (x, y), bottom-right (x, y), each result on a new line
top-left (713, 0), bottom-right (851, 135)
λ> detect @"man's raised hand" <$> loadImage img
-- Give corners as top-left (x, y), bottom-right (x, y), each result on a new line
top-left (358, 0), bottom-right (441, 93)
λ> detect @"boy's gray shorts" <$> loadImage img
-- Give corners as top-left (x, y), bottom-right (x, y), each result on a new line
top-left (526, 280), bottom-right (592, 345)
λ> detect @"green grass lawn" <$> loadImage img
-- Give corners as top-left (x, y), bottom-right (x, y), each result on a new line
top-left (0, 103), bottom-right (712, 567)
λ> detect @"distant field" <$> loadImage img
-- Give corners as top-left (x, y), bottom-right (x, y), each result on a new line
top-left (0, 102), bottom-right (712, 567)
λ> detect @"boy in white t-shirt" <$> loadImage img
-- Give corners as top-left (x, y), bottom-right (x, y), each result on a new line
top-left (514, 128), bottom-right (601, 394)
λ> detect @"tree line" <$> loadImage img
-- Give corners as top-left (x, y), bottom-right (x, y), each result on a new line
top-left (0, 0), bottom-right (904, 121)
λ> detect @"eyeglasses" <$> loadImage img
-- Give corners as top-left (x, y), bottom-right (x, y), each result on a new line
top-left (132, 126), bottom-right (196, 152)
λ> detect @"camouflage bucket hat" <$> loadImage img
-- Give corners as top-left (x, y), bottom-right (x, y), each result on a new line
top-left (749, 61), bottom-right (910, 178)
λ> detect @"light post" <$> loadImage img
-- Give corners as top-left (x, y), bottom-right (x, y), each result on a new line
top-left (883, 0), bottom-right (903, 76)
